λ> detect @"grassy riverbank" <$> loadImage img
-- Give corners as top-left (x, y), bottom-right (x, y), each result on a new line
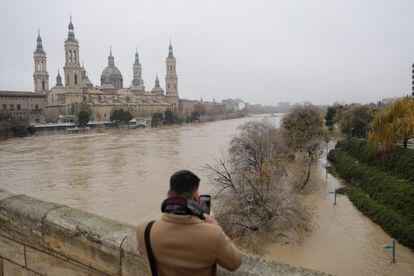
top-left (328, 138), bottom-right (414, 250)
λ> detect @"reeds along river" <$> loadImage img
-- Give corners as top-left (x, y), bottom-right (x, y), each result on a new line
top-left (0, 115), bottom-right (413, 275)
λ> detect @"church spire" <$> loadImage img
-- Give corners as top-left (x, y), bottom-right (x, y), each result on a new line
top-left (108, 46), bottom-right (115, 66)
top-left (56, 70), bottom-right (62, 86)
top-left (34, 29), bottom-right (45, 54)
top-left (168, 39), bottom-right (174, 58)
top-left (134, 47), bottom-right (140, 65)
top-left (155, 74), bottom-right (160, 87)
top-left (33, 28), bottom-right (49, 93)
top-left (67, 15), bottom-right (76, 42)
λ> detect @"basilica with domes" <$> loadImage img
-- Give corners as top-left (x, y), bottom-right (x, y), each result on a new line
top-left (36, 17), bottom-right (179, 122)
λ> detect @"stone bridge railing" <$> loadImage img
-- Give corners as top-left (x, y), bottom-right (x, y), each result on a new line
top-left (0, 189), bottom-right (328, 275)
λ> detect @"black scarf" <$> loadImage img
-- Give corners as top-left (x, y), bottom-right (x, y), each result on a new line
top-left (161, 197), bottom-right (204, 220)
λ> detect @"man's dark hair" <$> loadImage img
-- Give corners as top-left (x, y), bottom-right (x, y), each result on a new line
top-left (170, 170), bottom-right (200, 197)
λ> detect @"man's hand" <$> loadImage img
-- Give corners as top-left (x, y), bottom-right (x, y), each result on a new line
top-left (203, 212), bottom-right (219, 225)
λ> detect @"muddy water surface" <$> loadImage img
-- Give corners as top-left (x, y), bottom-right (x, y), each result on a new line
top-left (0, 115), bottom-right (413, 275)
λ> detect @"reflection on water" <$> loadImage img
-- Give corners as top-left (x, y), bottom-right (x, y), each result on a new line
top-left (0, 116), bottom-right (413, 275)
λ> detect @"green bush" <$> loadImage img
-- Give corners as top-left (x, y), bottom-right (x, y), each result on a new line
top-left (328, 149), bottom-right (414, 223)
top-left (335, 138), bottom-right (414, 183)
top-left (347, 188), bottom-right (414, 250)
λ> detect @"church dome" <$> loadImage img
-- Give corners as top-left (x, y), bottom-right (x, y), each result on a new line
top-left (101, 66), bottom-right (123, 80)
top-left (100, 48), bottom-right (123, 90)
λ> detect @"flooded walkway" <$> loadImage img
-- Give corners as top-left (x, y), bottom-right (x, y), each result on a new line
top-left (265, 147), bottom-right (414, 275)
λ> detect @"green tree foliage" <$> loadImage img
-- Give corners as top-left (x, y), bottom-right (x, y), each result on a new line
top-left (282, 105), bottom-right (325, 189)
top-left (369, 97), bottom-right (414, 150)
top-left (337, 104), bottom-right (374, 138)
top-left (325, 104), bottom-right (343, 130)
top-left (110, 109), bottom-right (133, 124)
top-left (325, 106), bottom-right (336, 129)
top-left (77, 103), bottom-right (91, 127)
top-left (151, 112), bottom-right (163, 127)
top-left (335, 138), bottom-right (414, 183)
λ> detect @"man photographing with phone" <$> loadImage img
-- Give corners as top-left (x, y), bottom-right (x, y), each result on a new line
top-left (137, 170), bottom-right (242, 276)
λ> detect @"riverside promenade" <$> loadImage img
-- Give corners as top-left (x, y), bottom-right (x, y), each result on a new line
top-left (0, 189), bottom-right (328, 276)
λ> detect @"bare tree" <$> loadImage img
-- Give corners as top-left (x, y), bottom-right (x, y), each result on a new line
top-left (207, 121), bottom-right (310, 252)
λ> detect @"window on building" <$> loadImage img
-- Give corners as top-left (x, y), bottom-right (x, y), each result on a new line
top-left (74, 51), bottom-right (77, 62)
top-left (2, 104), bottom-right (6, 110)
top-left (10, 104), bottom-right (14, 110)
top-left (75, 74), bottom-right (77, 85)
top-left (174, 84), bottom-right (176, 89)
top-left (67, 75), bottom-right (70, 85)
top-left (17, 104), bottom-right (21, 110)
top-left (35, 104), bottom-right (39, 110)
top-left (168, 84), bottom-right (170, 89)
top-left (69, 50), bottom-right (72, 62)
top-left (42, 81), bottom-right (45, 90)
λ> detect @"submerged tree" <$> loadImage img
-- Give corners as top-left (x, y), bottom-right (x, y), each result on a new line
top-left (110, 109), bottom-right (133, 124)
top-left (151, 112), bottom-right (163, 127)
top-left (164, 109), bottom-right (177, 125)
top-left (282, 105), bottom-right (325, 190)
top-left (369, 97), bottom-right (414, 150)
top-left (207, 121), bottom-right (310, 251)
top-left (77, 103), bottom-right (91, 127)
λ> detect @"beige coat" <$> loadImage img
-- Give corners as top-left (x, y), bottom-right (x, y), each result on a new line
top-left (137, 213), bottom-right (242, 276)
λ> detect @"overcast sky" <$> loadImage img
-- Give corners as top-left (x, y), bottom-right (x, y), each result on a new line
top-left (1, 0), bottom-right (413, 105)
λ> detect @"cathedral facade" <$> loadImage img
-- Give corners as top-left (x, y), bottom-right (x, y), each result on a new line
top-left (37, 18), bottom-right (179, 122)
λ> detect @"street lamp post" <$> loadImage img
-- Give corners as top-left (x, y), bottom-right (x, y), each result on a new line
top-left (325, 141), bottom-right (329, 180)
top-left (382, 240), bottom-right (396, 263)
top-left (328, 189), bottom-right (337, 205)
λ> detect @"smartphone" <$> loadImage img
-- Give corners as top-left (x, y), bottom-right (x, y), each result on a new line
top-left (199, 194), bottom-right (211, 214)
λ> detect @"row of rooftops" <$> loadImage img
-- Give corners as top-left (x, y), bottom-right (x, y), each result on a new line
top-left (0, 91), bottom-right (46, 98)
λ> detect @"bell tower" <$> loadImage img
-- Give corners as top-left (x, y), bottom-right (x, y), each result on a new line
top-left (63, 16), bottom-right (82, 90)
top-left (165, 41), bottom-right (179, 111)
top-left (130, 48), bottom-right (145, 94)
top-left (33, 29), bottom-right (49, 94)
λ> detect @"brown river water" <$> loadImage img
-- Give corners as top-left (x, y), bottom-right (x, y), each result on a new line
top-left (0, 115), bottom-right (413, 275)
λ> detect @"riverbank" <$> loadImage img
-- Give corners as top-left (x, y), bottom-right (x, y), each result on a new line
top-left (327, 138), bottom-right (414, 250)
top-left (28, 112), bottom-right (248, 138)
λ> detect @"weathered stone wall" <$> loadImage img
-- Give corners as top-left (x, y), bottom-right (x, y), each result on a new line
top-left (0, 189), bottom-right (329, 276)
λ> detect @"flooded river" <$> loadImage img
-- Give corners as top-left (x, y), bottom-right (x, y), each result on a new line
top-left (1, 115), bottom-right (413, 275)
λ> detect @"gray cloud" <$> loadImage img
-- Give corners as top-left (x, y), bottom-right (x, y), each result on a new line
top-left (1, 0), bottom-right (413, 105)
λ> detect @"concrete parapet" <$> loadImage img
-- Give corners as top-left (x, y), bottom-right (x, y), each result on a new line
top-left (0, 189), bottom-right (329, 275)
